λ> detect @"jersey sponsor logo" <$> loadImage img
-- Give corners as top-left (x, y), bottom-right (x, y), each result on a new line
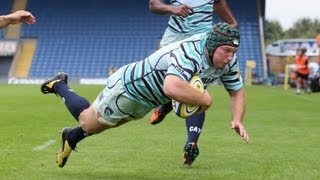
top-left (171, 63), bottom-right (185, 75)
top-left (202, 76), bottom-right (218, 84)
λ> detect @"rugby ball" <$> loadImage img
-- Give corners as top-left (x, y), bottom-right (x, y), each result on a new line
top-left (172, 75), bottom-right (204, 118)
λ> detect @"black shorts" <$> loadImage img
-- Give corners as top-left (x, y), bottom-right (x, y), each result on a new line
top-left (296, 72), bottom-right (308, 80)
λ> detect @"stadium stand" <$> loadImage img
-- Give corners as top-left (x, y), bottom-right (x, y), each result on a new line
top-left (2, 0), bottom-right (265, 81)
top-left (21, 0), bottom-right (168, 78)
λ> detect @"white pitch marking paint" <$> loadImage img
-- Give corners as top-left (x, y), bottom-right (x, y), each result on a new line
top-left (32, 140), bottom-right (56, 151)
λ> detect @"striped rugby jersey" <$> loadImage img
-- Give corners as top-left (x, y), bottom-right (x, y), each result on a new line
top-left (121, 33), bottom-right (243, 107)
top-left (166, 0), bottom-right (214, 35)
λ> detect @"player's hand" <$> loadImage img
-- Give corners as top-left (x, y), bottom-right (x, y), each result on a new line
top-left (231, 120), bottom-right (249, 143)
top-left (197, 90), bottom-right (212, 113)
top-left (230, 23), bottom-right (239, 29)
top-left (169, 4), bottom-right (193, 17)
top-left (7, 10), bottom-right (36, 25)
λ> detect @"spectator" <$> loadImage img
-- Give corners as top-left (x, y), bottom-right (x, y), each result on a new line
top-left (316, 34), bottom-right (320, 76)
top-left (316, 34), bottom-right (320, 64)
top-left (108, 65), bottom-right (117, 76)
top-left (295, 47), bottom-right (311, 94)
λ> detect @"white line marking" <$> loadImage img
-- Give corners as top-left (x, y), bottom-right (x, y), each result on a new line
top-left (32, 140), bottom-right (56, 152)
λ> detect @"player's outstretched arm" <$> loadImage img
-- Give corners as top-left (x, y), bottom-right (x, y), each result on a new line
top-left (214, 0), bottom-right (238, 28)
top-left (0, 10), bottom-right (36, 28)
top-left (228, 88), bottom-right (249, 143)
top-left (149, 0), bottom-right (193, 17)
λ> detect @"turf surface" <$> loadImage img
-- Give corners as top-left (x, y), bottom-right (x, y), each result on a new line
top-left (0, 84), bottom-right (319, 179)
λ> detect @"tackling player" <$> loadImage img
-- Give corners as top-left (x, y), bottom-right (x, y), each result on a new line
top-left (41, 23), bottom-right (249, 168)
top-left (149, 0), bottom-right (238, 165)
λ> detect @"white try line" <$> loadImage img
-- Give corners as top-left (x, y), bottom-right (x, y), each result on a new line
top-left (32, 140), bottom-right (56, 152)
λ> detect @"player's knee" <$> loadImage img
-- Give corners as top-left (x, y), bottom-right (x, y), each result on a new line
top-left (78, 118), bottom-right (91, 133)
top-left (79, 116), bottom-right (109, 134)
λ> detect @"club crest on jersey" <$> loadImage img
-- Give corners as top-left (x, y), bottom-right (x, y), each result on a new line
top-left (214, 69), bottom-right (222, 75)
top-left (104, 106), bottom-right (113, 115)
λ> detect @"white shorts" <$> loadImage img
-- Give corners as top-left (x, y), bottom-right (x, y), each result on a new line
top-left (93, 68), bottom-right (152, 126)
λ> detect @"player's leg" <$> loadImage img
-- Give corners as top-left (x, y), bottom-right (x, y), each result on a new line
top-left (78, 106), bottom-right (130, 134)
top-left (183, 112), bottom-right (205, 166)
top-left (41, 72), bottom-right (91, 121)
top-left (296, 74), bottom-right (302, 94)
top-left (41, 72), bottom-right (92, 147)
top-left (41, 72), bottom-right (132, 168)
top-left (57, 105), bottom-right (129, 168)
top-left (41, 72), bottom-right (95, 167)
top-left (303, 75), bottom-right (311, 94)
top-left (149, 102), bottom-right (173, 125)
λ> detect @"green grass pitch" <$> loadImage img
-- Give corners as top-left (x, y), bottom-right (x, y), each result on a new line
top-left (0, 84), bottom-right (319, 179)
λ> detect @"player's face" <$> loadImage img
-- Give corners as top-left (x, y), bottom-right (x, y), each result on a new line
top-left (212, 45), bottom-right (238, 68)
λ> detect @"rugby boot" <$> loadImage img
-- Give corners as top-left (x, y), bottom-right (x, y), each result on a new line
top-left (149, 102), bottom-right (172, 125)
top-left (183, 142), bottom-right (199, 166)
top-left (56, 127), bottom-right (74, 168)
top-left (41, 72), bottom-right (68, 94)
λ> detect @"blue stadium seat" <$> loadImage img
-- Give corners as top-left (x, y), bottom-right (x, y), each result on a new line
top-left (21, 0), bottom-right (263, 80)
top-left (22, 0), bottom-right (167, 78)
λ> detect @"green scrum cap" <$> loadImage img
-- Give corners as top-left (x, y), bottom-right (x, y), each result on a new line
top-left (205, 22), bottom-right (240, 55)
